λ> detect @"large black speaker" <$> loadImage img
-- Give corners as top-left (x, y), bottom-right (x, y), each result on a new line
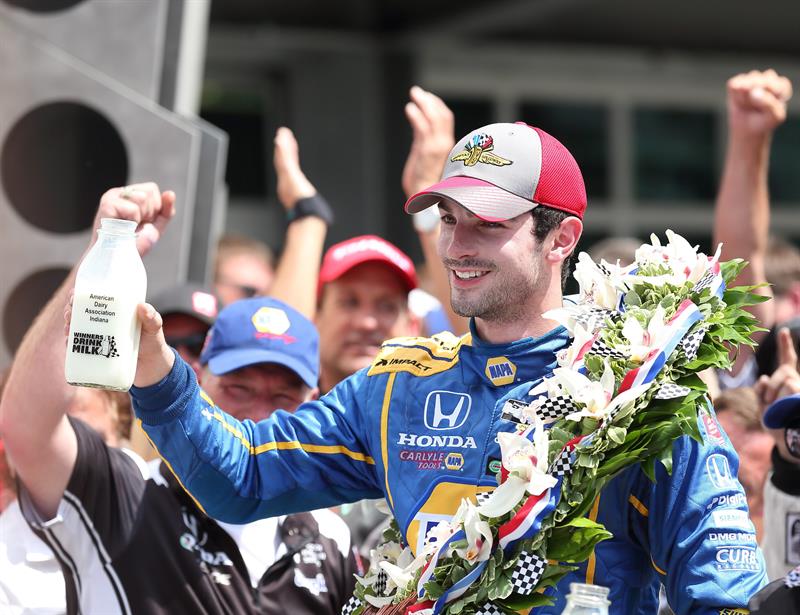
top-left (0, 0), bottom-right (227, 365)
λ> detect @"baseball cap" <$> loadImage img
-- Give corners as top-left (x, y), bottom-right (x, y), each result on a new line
top-left (151, 284), bottom-right (218, 326)
top-left (318, 235), bottom-right (418, 294)
top-left (763, 393), bottom-right (800, 429)
top-left (199, 297), bottom-right (319, 388)
top-left (405, 122), bottom-right (587, 221)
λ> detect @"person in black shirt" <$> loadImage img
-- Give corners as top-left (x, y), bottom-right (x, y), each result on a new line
top-left (0, 185), bottom-right (356, 615)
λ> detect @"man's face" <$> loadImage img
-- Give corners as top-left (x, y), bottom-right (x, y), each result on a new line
top-left (200, 363), bottom-right (312, 422)
top-left (437, 202), bottom-right (547, 324)
top-left (316, 262), bottom-right (416, 383)
top-left (162, 313), bottom-right (210, 376)
top-left (215, 253), bottom-right (274, 306)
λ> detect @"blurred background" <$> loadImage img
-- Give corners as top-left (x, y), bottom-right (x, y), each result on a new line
top-left (1, 0), bottom-right (799, 364)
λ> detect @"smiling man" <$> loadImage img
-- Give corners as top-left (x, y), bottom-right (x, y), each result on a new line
top-left (126, 122), bottom-right (765, 613)
top-left (315, 235), bottom-right (419, 393)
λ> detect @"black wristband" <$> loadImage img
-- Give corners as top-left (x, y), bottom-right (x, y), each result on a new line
top-left (286, 194), bottom-right (334, 226)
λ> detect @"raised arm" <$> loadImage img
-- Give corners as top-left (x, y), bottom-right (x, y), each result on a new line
top-left (402, 86), bottom-right (468, 335)
top-left (0, 184), bottom-right (174, 518)
top-left (268, 127), bottom-right (331, 320)
top-left (714, 69), bottom-right (793, 374)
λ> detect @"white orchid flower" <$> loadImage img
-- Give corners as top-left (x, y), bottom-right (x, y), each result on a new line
top-left (550, 364), bottom-right (615, 421)
top-left (621, 305), bottom-right (667, 362)
top-left (449, 499), bottom-right (493, 563)
top-left (573, 252), bottom-right (621, 310)
top-left (421, 519), bottom-right (459, 556)
top-left (542, 305), bottom-right (583, 336)
top-left (478, 420), bottom-right (557, 518)
top-left (634, 230), bottom-right (713, 285)
top-left (556, 323), bottom-right (595, 368)
top-left (364, 594), bottom-right (396, 608)
top-left (378, 560), bottom-right (415, 593)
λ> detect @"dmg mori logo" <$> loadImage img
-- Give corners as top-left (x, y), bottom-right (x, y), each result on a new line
top-left (424, 391), bottom-right (471, 430)
top-left (485, 356), bottom-right (516, 386)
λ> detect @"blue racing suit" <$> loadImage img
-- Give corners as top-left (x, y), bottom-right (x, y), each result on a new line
top-left (131, 323), bottom-right (766, 614)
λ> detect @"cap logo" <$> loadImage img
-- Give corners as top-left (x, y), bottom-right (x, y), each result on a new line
top-left (251, 307), bottom-right (297, 344)
top-left (451, 133), bottom-right (512, 168)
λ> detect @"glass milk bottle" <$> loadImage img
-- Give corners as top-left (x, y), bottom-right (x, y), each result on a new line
top-left (65, 218), bottom-right (146, 391)
top-left (560, 583), bottom-right (610, 615)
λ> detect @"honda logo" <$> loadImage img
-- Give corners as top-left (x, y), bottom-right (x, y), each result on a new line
top-left (706, 454), bottom-right (737, 490)
top-left (424, 391), bottom-right (472, 430)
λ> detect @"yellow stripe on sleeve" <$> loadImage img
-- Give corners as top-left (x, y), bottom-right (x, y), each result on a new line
top-left (585, 494), bottom-right (601, 585)
top-left (628, 494), bottom-right (649, 517)
top-left (381, 373), bottom-right (397, 510)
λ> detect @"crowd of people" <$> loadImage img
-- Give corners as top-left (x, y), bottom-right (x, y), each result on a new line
top-left (0, 69), bottom-right (798, 614)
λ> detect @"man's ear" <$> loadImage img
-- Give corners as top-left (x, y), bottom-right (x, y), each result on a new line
top-left (406, 310), bottom-right (422, 337)
top-left (307, 387), bottom-right (320, 402)
top-left (545, 216), bottom-right (583, 266)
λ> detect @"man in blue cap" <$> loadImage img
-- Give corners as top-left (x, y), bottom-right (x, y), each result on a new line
top-left (0, 187), bottom-right (356, 615)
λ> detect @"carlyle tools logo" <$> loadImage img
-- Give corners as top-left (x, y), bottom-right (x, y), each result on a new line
top-left (450, 134), bottom-right (512, 167)
top-left (71, 332), bottom-right (119, 358)
top-left (485, 356), bottom-right (517, 386)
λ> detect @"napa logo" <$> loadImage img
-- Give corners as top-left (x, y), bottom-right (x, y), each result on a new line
top-left (485, 356), bottom-right (516, 386)
top-left (444, 453), bottom-right (464, 471)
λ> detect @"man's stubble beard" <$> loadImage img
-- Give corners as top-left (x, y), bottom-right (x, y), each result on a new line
top-left (450, 260), bottom-right (545, 325)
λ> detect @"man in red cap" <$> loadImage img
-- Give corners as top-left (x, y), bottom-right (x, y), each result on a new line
top-left (315, 235), bottom-right (419, 394)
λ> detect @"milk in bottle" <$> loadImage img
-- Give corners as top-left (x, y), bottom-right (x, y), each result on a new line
top-left (65, 218), bottom-right (147, 390)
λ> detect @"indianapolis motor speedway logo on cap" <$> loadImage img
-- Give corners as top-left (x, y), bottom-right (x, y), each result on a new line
top-left (485, 356), bottom-right (517, 386)
top-left (450, 133), bottom-right (512, 167)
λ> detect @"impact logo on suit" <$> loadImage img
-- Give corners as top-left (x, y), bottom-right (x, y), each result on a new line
top-left (424, 391), bottom-right (471, 430)
top-left (706, 454), bottom-right (737, 490)
top-left (485, 356), bottom-right (516, 386)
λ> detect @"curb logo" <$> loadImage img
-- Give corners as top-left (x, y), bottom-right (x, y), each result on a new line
top-left (485, 356), bottom-right (516, 386)
top-left (444, 452), bottom-right (464, 471)
top-left (450, 134), bottom-right (512, 167)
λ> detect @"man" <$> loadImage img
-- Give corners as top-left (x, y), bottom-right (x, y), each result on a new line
top-left (316, 235), bottom-right (420, 394)
top-left (214, 234), bottom-right (275, 306)
top-left (0, 186), bottom-right (355, 614)
top-left (151, 283), bottom-right (218, 376)
top-left (127, 122), bottom-right (764, 613)
top-left (713, 69), bottom-right (794, 389)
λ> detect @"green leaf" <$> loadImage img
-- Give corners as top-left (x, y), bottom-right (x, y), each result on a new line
top-left (424, 580), bottom-right (445, 600)
top-left (488, 573), bottom-right (514, 601)
top-left (547, 518), bottom-right (613, 562)
top-left (606, 426), bottom-right (626, 445)
top-left (499, 592), bottom-right (556, 610)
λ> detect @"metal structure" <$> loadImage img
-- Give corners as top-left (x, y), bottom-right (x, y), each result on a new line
top-left (0, 0), bottom-right (227, 364)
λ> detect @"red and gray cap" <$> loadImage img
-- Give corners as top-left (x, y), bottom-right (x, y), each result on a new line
top-left (405, 122), bottom-right (586, 221)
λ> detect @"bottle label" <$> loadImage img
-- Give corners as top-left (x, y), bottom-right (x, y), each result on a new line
top-left (70, 332), bottom-right (119, 358)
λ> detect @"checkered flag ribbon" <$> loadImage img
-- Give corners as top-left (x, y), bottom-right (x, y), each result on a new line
top-left (654, 382), bottom-right (691, 400)
top-left (374, 570), bottom-right (388, 594)
top-left (548, 447), bottom-right (575, 479)
top-left (535, 394), bottom-right (578, 423)
top-left (596, 262), bottom-right (612, 276)
top-left (341, 595), bottom-right (362, 615)
top-left (786, 564), bottom-right (800, 588)
top-left (476, 491), bottom-right (493, 506)
top-left (573, 308), bottom-right (615, 333)
top-left (693, 270), bottom-right (716, 293)
top-left (510, 551), bottom-right (547, 595)
top-left (588, 337), bottom-right (627, 359)
top-left (475, 603), bottom-right (504, 615)
top-left (680, 325), bottom-right (707, 361)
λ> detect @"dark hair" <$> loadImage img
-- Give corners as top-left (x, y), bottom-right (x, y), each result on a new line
top-left (531, 207), bottom-right (577, 290)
